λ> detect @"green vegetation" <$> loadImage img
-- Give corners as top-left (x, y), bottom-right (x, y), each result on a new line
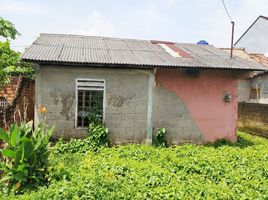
top-left (53, 114), bottom-right (109, 155)
top-left (0, 17), bottom-right (33, 86)
top-left (1, 131), bottom-right (267, 199)
top-left (0, 121), bottom-right (54, 194)
top-left (153, 127), bottom-right (167, 147)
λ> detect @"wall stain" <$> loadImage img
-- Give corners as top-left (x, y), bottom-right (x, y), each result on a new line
top-left (60, 93), bottom-right (75, 120)
top-left (50, 88), bottom-right (61, 105)
top-left (108, 95), bottom-right (133, 107)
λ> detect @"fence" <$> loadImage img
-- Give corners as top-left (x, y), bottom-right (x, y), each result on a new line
top-left (238, 102), bottom-right (268, 138)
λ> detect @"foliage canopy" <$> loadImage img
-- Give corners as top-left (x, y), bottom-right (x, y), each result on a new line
top-left (0, 17), bottom-right (33, 86)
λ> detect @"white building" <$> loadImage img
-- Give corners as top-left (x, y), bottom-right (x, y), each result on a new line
top-left (235, 16), bottom-right (268, 55)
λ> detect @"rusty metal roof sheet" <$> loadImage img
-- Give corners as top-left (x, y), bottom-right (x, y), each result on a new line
top-left (21, 33), bottom-right (267, 70)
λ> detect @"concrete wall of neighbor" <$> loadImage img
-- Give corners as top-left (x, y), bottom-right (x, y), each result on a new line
top-left (36, 66), bottom-right (239, 144)
top-left (35, 65), bottom-right (150, 144)
top-left (154, 69), bottom-right (238, 143)
top-left (238, 102), bottom-right (268, 138)
top-left (238, 79), bottom-right (251, 102)
top-left (250, 74), bottom-right (268, 103)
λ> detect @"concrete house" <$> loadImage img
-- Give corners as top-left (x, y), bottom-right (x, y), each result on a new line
top-left (21, 33), bottom-right (266, 145)
top-left (235, 15), bottom-right (268, 55)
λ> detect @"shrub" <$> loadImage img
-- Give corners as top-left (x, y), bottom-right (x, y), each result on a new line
top-left (153, 128), bottom-right (167, 147)
top-left (52, 123), bottom-right (109, 155)
top-left (88, 123), bottom-right (109, 149)
top-left (0, 121), bottom-right (54, 194)
top-left (53, 137), bottom-right (94, 155)
top-left (87, 110), bottom-right (109, 150)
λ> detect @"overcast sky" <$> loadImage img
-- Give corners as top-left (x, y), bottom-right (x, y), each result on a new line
top-left (0, 0), bottom-right (267, 52)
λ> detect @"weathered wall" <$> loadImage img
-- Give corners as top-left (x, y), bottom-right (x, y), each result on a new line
top-left (0, 77), bottom-right (35, 128)
top-left (154, 69), bottom-right (238, 143)
top-left (250, 74), bottom-right (268, 103)
top-left (0, 77), bottom-right (21, 103)
top-left (153, 84), bottom-right (202, 144)
top-left (36, 66), bottom-right (240, 144)
top-left (35, 65), bottom-right (150, 144)
top-left (238, 79), bottom-right (251, 102)
top-left (238, 102), bottom-right (268, 138)
top-left (235, 17), bottom-right (268, 54)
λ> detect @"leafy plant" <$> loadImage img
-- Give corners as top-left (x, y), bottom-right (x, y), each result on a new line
top-left (0, 121), bottom-right (54, 194)
top-left (53, 110), bottom-right (109, 155)
top-left (153, 127), bottom-right (167, 147)
top-left (88, 123), bottom-right (109, 149)
top-left (53, 137), bottom-right (94, 155)
top-left (87, 109), bottom-right (109, 150)
top-left (0, 17), bottom-right (20, 40)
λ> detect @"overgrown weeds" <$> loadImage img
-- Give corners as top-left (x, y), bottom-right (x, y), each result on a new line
top-left (5, 131), bottom-right (267, 200)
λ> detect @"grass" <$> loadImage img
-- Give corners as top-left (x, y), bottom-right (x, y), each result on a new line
top-left (2, 131), bottom-right (268, 199)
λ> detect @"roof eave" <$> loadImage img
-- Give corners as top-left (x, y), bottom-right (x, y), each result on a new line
top-left (21, 59), bottom-right (268, 71)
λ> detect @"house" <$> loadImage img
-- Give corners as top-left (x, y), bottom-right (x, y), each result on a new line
top-left (222, 48), bottom-right (268, 103)
top-left (21, 33), bottom-right (266, 145)
top-left (235, 15), bottom-right (268, 55)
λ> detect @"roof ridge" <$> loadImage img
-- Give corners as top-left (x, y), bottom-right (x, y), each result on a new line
top-left (39, 33), bottom-right (151, 42)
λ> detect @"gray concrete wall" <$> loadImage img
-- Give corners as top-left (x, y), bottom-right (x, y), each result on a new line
top-left (35, 65), bottom-right (150, 144)
top-left (238, 79), bottom-right (251, 102)
top-left (152, 85), bottom-right (202, 145)
top-left (235, 17), bottom-right (268, 55)
top-left (251, 74), bottom-right (268, 103)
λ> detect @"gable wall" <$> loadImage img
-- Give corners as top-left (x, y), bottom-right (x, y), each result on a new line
top-left (235, 17), bottom-right (268, 54)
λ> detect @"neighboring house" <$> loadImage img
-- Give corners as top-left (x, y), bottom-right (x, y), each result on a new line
top-left (235, 15), bottom-right (268, 55)
top-left (0, 76), bottom-right (35, 127)
top-left (222, 48), bottom-right (268, 103)
top-left (21, 33), bottom-right (266, 145)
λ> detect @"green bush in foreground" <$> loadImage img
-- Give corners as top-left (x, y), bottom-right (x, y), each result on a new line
top-left (2, 132), bottom-right (268, 200)
top-left (0, 121), bottom-right (54, 194)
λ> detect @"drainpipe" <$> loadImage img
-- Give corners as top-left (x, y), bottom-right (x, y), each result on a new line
top-left (146, 69), bottom-right (155, 145)
top-left (136, 69), bottom-right (155, 145)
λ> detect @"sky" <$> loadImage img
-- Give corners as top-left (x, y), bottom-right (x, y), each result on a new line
top-left (0, 0), bottom-right (267, 52)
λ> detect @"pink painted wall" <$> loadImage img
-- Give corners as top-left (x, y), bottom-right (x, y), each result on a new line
top-left (156, 69), bottom-right (238, 143)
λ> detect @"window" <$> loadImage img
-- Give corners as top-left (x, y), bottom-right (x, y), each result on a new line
top-left (76, 79), bottom-right (105, 128)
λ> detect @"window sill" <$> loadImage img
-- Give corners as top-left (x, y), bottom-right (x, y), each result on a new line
top-left (75, 127), bottom-right (88, 130)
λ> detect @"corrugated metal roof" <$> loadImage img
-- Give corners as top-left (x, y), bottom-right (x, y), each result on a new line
top-left (222, 48), bottom-right (268, 77)
top-left (21, 33), bottom-right (267, 70)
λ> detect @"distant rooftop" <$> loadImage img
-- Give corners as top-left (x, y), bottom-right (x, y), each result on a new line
top-left (21, 33), bottom-right (267, 71)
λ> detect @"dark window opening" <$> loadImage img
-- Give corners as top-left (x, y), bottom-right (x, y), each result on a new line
top-left (77, 90), bottom-right (104, 128)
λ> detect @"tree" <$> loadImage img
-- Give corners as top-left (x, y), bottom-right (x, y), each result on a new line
top-left (0, 17), bottom-right (20, 40)
top-left (0, 17), bottom-right (33, 86)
